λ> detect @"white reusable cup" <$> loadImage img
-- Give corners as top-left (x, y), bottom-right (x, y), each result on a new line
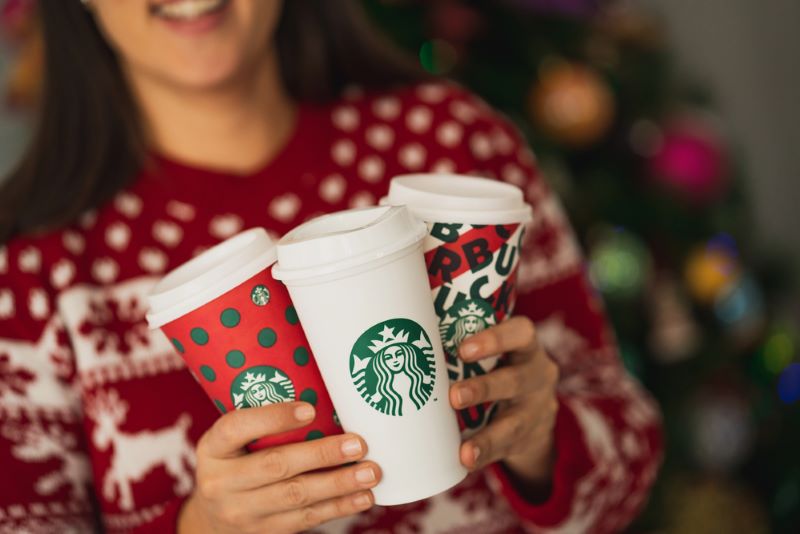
top-left (272, 206), bottom-right (467, 506)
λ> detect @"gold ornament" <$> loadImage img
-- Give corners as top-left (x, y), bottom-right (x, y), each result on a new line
top-left (529, 61), bottom-right (615, 147)
top-left (5, 15), bottom-right (43, 109)
top-left (684, 245), bottom-right (740, 304)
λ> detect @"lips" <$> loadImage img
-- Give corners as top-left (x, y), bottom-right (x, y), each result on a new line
top-left (149, 0), bottom-right (230, 20)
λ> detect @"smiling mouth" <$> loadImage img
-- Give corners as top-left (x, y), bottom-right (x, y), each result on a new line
top-left (150, 0), bottom-right (230, 20)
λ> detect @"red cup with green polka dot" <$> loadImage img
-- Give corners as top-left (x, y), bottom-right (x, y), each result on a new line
top-left (146, 228), bottom-right (341, 449)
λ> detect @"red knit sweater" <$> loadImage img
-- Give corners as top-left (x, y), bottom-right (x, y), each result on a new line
top-left (0, 83), bottom-right (662, 533)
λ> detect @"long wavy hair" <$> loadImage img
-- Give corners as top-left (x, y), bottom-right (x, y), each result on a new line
top-left (244, 381), bottom-right (284, 407)
top-left (452, 316), bottom-right (489, 348)
top-left (0, 0), bottom-right (425, 243)
top-left (373, 344), bottom-right (428, 416)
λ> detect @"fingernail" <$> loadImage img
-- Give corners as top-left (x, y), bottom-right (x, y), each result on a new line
top-left (461, 343), bottom-right (479, 359)
top-left (353, 493), bottom-right (372, 508)
top-left (457, 386), bottom-right (474, 407)
top-left (355, 466), bottom-right (376, 484)
top-left (294, 404), bottom-right (315, 421)
top-left (341, 438), bottom-right (363, 458)
top-left (472, 446), bottom-right (481, 464)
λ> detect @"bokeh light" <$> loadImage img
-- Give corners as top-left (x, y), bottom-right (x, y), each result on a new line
top-left (419, 39), bottom-right (458, 75)
top-left (714, 276), bottom-right (764, 327)
top-left (589, 227), bottom-right (651, 299)
top-left (777, 363), bottom-right (800, 404)
top-left (763, 330), bottom-right (795, 375)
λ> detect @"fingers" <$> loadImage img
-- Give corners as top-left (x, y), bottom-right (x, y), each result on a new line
top-left (449, 364), bottom-right (531, 409)
top-left (208, 433), bottom-right (370, 492)
top-left (459, 317), bottom-right (537, 362)
top-left (450, 347), bottom-right (558, 410)
top-left (460, 391), bottom-right (558, 471)
top-left (240, 462), bottom-right (381, 516)
top-left (198, 402), bottom-right (315, 459)
top-left (267, 491), bottom-right (376, 533)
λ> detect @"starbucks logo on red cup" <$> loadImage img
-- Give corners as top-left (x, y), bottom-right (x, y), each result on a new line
top-left (231, 365), bottom-right (296, 409)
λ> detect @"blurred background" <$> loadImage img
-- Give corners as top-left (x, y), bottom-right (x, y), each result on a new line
top-left (1, 0), bottom-right (798, 532)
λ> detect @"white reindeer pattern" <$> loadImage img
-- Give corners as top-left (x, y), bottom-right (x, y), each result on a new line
top-left (85, 389), bottom-right (196, 511)
top-left (1, 422), bottom-right (91, 501)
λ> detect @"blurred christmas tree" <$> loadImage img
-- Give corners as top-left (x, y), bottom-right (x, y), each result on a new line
top-left (361, 0), bottom-right (799, 532)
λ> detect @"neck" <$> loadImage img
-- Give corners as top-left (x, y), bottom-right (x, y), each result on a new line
top-left (127, 50), bottom-right (296, 174)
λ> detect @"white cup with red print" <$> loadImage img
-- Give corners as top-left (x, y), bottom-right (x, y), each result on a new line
top-left (382, 174), bottom-right (532, 438)
top-left (272, 206), bottom-right (467, 506)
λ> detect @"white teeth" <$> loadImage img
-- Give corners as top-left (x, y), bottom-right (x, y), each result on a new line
top-left (157, 0), bottom-right (225, 20)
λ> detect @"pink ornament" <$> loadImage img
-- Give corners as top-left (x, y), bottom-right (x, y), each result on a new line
top-left (648, 118), bottom-right (728, 203)
top-left (1, 0), bottom-right (36, 39)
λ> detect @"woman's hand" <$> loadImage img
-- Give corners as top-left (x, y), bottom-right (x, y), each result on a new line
top-left (179, 402), bottom-right (381, 534)
top-left (449, 316), bottom-right (559, 488)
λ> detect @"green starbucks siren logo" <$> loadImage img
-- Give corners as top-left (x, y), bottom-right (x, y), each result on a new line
top-left (350, 319), bottom-right (436, 417)
top-left (251, 284), bottom-right (270, 306)
top-left (231, 365), bottom-right (295, 409)
top-left (439, 299), bottom-right (497, 357)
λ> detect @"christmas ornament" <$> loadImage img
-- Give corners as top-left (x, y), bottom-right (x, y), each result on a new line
top-left (588, 227), bottom-right (651, 299)
top-left (684, 242), bottom-right (740, 304)
top-left (0, 0), bottom-right (36, 38)
top-left (663, 475), bottom-right (769, 534)
top-left (714, 276), bottom-right (766, 344)
top-left (592, 4), bottom-right (665, 48)
top-left (529, 61), bottom-right (615, 147)
top-left (778, 363), bottom-right (800, 404)
top-left (647, 115), bottom-right (729, 203)
top-left (2, 0), bottom-right (42, 108)
top-left (689, 388), bottom-right (754, 473)
top-left (647, 275), bottom-right (700, 363)
top-left (419, 39), bottom-right (459, 75)
top-left (758, 324), bottom-right (796, 375)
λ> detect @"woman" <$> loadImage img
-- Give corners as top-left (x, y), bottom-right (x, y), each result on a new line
top-left (372, 342), bottom-right (432, 416)
top-left (0, 1), bottom-right (663, 532)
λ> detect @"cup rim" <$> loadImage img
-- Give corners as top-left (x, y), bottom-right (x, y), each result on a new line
top-left (273, 206), bottom-right (428, 284)
top-left (383, 173), bottom-right (533, 225)
top-left (146, 228), bottom-right (277, 329)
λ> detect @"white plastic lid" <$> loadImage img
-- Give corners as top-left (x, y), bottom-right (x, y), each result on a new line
top-left (382, 173), bottom-right (533, 225)
top-left (273, 206), bottom-right (427, 283)
top-left (146, 228), bottom-right (277, 329)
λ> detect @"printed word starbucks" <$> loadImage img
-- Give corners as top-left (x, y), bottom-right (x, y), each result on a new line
top-left (427, 223), bottom-right (524, 282)
top-left (350, 319), bottom-right (437, 417)
top-left (428, 223), bottom-right (524, 320)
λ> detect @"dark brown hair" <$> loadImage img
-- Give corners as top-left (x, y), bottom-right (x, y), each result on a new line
top-left (0, 0), bottom-right (424, 243)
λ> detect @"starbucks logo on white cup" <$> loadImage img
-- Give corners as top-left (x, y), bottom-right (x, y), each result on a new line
top-left (439, 299), bottom-right (497, 358)
top-left (350, 319), bottom-right (436, 417)
top-left (231, 366), bottom-right (295, 409)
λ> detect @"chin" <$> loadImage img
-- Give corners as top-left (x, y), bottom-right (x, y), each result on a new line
top-left (167, 54), bottom-right (248, 90)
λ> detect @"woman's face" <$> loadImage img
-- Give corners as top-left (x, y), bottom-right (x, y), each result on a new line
top-left (464, 316), bottom-right (481, 334)
top-left (383, 346), bottom-right (405, 373)
top-left (251, 383), bottom-right (267, 402)
top-left (90, 0), bottom-right (283, 89)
